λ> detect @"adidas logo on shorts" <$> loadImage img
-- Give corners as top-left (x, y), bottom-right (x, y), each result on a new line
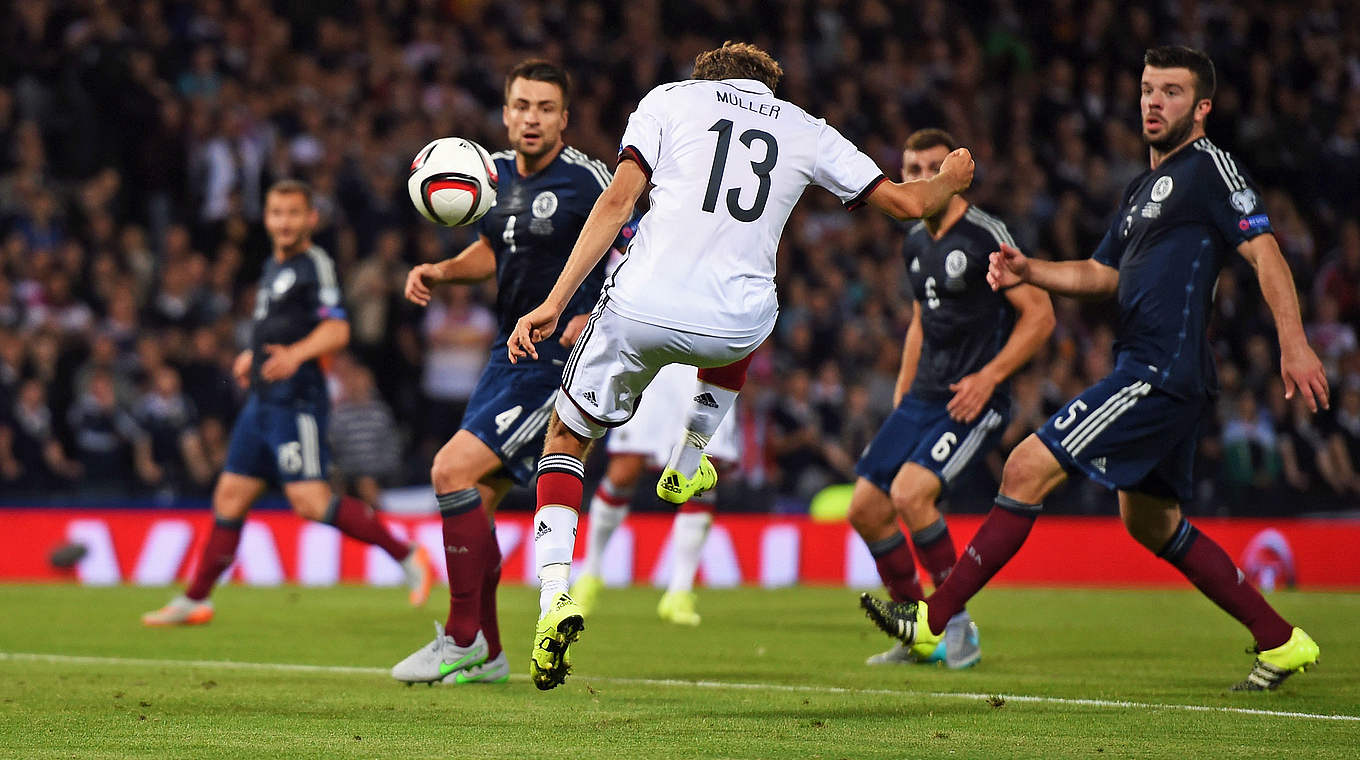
top-left (693, 392), bottom-right (719, 408)
top-left (582, 391), bottom-right (598, 405)
top-left (535, 521), bottom-right (551, 540)
top-left (1091, 457), bottom-right (1107, 473)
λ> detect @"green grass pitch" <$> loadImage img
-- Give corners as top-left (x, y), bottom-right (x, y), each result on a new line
top-left (1, 583), bottom-right (1357, 759)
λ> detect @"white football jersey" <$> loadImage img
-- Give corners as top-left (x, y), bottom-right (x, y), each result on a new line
top-left (606, 79), bottom-right (885, 337)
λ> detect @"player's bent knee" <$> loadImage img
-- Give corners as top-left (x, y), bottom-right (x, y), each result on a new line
top-left (889, 471), bottom-right (940, 523)
top-left (999, 435), bottom-right (1065, 504)
top-left (846, 481), bottom-right (896, 538)
top-left (430, 448), bottom-right (477, 493)
top-left (212, 473), bottom-right (263, 520)
top-left (283, 481), bottom-right (333, 522)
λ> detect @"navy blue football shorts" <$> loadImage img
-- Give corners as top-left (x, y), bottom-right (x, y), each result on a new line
top-left (224, 395), bottom-right (330, 485)
top-left (855, 393), bottom-right (1010, 495)
top-left (460, 356), bottom-right (561, 486)
top-left (1035, 370), bottom-right (1206, 504)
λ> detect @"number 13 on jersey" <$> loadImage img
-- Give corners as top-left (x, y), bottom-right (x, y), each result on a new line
top-left (703, 119), bottom-right (778, 222)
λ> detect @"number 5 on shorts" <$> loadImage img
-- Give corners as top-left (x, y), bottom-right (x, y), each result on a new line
top-left (1053, 400), bottom-right (1089, 431)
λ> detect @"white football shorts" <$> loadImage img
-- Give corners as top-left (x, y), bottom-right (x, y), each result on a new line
top-left (556, 304), bottom-right (772, 440)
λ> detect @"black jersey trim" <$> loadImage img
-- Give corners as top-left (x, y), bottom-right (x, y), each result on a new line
top-left (845, 174), bottom-right (889, 211)
top-left (618, 145), bottom-right (653, 179)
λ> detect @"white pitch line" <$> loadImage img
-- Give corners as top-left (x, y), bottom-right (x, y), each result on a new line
top-left (3, 652), bottom-right (1356, 723)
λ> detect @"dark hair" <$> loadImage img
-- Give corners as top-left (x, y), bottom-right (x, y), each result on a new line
top-left (266, 179), bottom-right (314, 207)
top-left (504, 59), bottom-right (572, 109)
top-left (904, 128), bottom-right (958, 153)
top-left (692, 41), bottom-right (783, 91)
top-left (1144, 46), bottom-right (1216, 102)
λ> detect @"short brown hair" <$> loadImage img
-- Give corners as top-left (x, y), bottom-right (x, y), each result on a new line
top-left (904, 128), bottom-right (958, 153)
top-left (692, 41), bottom-right (783, 91)
top-left (1144, 45), bottom-right (1216, 102)
top-left (504, 59), bottom-right (572, 109)
top-left (266, 179), bottom-right (313, 207)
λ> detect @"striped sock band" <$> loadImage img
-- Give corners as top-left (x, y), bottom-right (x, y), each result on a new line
top-left (538, 453), bottom-right (586, 479)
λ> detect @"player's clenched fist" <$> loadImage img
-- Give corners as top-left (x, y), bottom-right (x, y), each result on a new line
top-left (940, 147), bottom-right (975, 193)
top-left (987, 243), bottom-right (1030, 291)
top-left (404, 263), bottom-right (442, 307)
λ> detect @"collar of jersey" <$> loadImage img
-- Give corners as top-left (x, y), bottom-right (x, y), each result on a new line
top-left (720, 78), bottom-right (772, 95)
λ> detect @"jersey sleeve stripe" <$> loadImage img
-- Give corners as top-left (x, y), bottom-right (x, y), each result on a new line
top-left (563, 149), bottom-right (612, 190)
top-left (1193, 140), bottom-right (1245, 192)
top-left (1196, 139), bottom-right (1248, 187)
top-left (844, 174), bottom-right (888, 211)
top-left (965, 207), bottom-right (1017, 248)
top-left (618, 145), bottom-right (653, 179)
top-left (305, 247), bottom-right (343, 307)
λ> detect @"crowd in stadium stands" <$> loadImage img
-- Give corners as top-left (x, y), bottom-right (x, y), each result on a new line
top-left (0, 0), bottom-right (1356, 515)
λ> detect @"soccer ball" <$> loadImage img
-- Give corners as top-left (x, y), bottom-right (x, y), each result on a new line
top-left (407, 137), bottom-right (498, 226)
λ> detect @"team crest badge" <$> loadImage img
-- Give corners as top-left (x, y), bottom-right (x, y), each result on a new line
top-left (271, 268), bottom-right (296, 296)
top-left (945, 250), bottom-right (968, 278)
top-left (910, 258), bottom-right (920, 273)
top-left (532, 191), bottom-right (558, 219)
top-left (1150, 176), bottom-right (1174, 202)
top-left (1230, 188), bottom-right (1258, 215)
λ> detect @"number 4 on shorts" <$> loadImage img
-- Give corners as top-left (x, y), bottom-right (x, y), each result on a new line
top-left (495, 406), bottom-right (523, 435)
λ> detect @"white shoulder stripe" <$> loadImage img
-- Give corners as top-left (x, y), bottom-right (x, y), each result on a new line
top-left (965, 207), bottom-right (1016, 248)
top-left (305, 246), bottom-right (342, 307)
top-left (490, 149), bottom-right (514, 160)
top-left (1193, 139), bottom-right (1245, 191)
top-left (1197, 138), bottom-right (1247, 186)
top-left (564, 147), bottom-right (613, 187)
top-left (561, 149), bottom-right (611, 190)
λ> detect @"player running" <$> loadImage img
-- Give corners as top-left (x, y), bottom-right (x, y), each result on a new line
top-left (390, 60), bottom-right (619, 686)
top-left (860, 46), bottom-right (1329, 691)
top-left (142, 180), bottom-right (434, 626)
top-left (571, 361), bottom-right (743, 626)
top-left (507, 41), bottom-right (973, 690)
top-left (850, 129), bottom-right (1053, 669)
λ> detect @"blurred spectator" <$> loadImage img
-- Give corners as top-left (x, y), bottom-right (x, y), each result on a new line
top-left (2, 379), bottom-right (80, 494)
top-left (135, 365), bottom-right (214, 500)
top-left (1221, 392), bottom-right (1281, 501)
top-left (67, 369), bottom-right (158, 496)
top-left (1332, 383), bottom-right (1360, 497)
top-left (418, 286), bottom-right (495, 455)
top-left (1278, 393), bottom-right (1348, 498)
top-left (329, 359), bottom-right (402, 507)
top-left (770, 369), bottom-right (838, 500)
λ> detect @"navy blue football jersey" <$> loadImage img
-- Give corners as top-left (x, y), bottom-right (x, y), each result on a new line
top-left (902, 205), bottom-right (1019, 400)
top-left (1092, 137), bottom-right (1272, 399)
top-left (477, 146), bottom-right (615, 365)
top-left (249, 245), bottom-right (347, 406)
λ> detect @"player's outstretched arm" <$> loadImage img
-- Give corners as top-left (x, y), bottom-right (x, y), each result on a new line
top-left (1237, 234), bottom-right (1329, 412)
top-left (508, 160), bottom-right (647, 363)
top-left (987, 243), bottom-right (1117, 300)
top-left (404, 236), bottom-right (496, 306)
top-left (864, 148), bottom-right (974, 221)
top-left (261, 319), bottom-right (350, 382)
top-left (947, 283), bottom-right (1054, 422)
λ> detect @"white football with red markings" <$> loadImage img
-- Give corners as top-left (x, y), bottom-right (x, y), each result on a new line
top-left (407, 137), bottom-right (499, 226)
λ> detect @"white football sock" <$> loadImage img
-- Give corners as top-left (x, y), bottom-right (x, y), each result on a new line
top-left (533, 505), bottom-right (578, 614)
top-left (667, 381), bottom-right (739, 477)
top-left (666, 510), bottom-right (714, 594)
